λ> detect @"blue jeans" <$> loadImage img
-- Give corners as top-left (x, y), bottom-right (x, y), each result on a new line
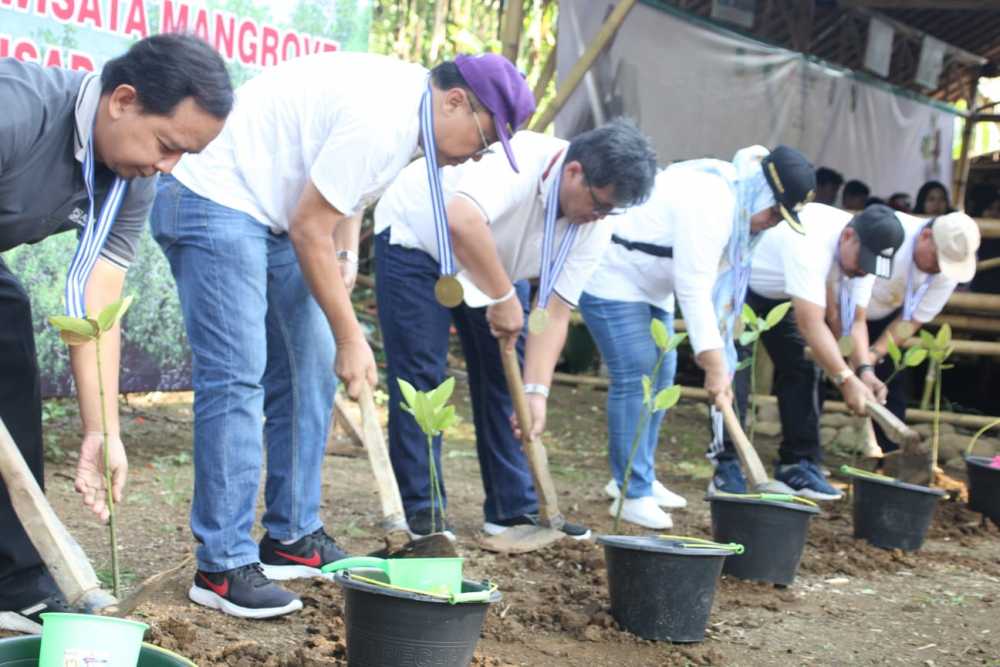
top-left (579, 293), bottom-right (677, 498)
top-left (150, 175), bottom-right (336, 572)
top-left (374, 230), bottom-right (538, 523)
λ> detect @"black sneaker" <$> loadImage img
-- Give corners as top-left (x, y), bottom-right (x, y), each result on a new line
top-left (406, 508), bottom-right (457, 541)
top-left (483, 513), bottom-right (592, 540)
top-left (259, 527), bottom-right (348, 580)
top-left (188, 563), bottom-right (301, 619)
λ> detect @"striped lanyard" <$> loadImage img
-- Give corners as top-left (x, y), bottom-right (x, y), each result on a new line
top-left (419, 85), bottom-right (464, 307)
top-left (839, 274), bottom-right (857, 338)
top-left (64, 131), bottom-right (128, 317)
top-left (528, 167), bottom-right (578, 333)
top-left (902, 247), bottom-right (933, 322)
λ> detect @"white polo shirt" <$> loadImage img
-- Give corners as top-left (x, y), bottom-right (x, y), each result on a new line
top-left (373, 131), bottom-right (613, 308)
top-left (583, 167), bottom-right (736, 355)
top-left (750, 203), bottom-right (875, 309)
top-left (173, 52), bottom-right (427, 232)
top-left (866, 213), bottom-right (957, 322)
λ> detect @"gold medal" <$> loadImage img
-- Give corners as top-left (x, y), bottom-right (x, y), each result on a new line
top-left (837, 335), bottom-right (855, 357)
top-left (895, 321), bottom-right (914, 341)
top-left (528, 308), bottom-right (550, 334)
top-left (733, 317), bottom-right (745, 339)
top-left (434, 275), bottom-right (464, 308)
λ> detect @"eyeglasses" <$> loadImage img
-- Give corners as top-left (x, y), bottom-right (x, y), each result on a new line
top-left (468, 99), bottom-right (495, 159)
top-left (586, 179), bottom-right (625, 216)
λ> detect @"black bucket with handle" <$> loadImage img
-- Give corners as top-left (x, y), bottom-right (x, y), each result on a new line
top-left (842, 466), bottom-right (945, 551)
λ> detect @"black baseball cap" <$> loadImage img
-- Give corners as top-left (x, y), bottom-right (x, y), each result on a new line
top-left (761, 146), bottom-right (816, 235)
top-left (848, 204), bottom-right (905, 279)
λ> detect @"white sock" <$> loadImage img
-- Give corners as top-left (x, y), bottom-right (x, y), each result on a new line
top-left (279, 537), bottom-right (298, 545)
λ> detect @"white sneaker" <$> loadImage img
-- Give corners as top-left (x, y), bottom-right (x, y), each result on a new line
top-left (608, 496), bottom-right (673, 530)
top-left (604, 479), bottom-right (687, 509)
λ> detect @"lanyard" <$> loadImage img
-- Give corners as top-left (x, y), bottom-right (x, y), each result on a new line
top-left (528, 167), bottom-right (578, 334)
top-left (834, 245), bottom-right (857, 355)
top-left (420, 84), bottom-right (464, 308)
top-left (902, 255), bottom-right (933, 321)
top-left (64, 131), bottom-right (128, 317)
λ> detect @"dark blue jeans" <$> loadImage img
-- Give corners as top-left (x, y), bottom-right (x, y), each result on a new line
top-left (375, 230), bottom-right (538, 523)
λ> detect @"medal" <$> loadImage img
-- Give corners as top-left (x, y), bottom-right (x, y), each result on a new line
top-left (895, 321), bottom-right (914, 341)
top-left (434, 276), bottom-right (464, 308)
top-left (838, 335), bottom-right (855, 357)
top-left (528, 308), bottom-right (550, 334)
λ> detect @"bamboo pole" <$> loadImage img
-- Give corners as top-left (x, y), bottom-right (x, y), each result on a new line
top-left (931, 313), bottom-right (1000, 334)
top-left (977, 256), bottom-right (1000, 273)
top-left (528, 0), bottom-right (639, 132)
top-left (953, 71), bottom-right (981, 209)
top-left (944, 291), bottom-right (1000, 314)
top-left (501, 0), bottom-right (526, 64)
top-left (548, 373), bottom-right (1000, 428)
top-left (531, 47), bottom-right (557, 105)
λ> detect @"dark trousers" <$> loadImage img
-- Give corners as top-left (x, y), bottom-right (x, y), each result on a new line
top-left (722, 290), bottom-right (824, 465)
top-left (0, 258), bottom-right (48, 608)
top-left (374, 231), bottom-right (538, 523)
top-left (868, 311), bottom-right (908, 454)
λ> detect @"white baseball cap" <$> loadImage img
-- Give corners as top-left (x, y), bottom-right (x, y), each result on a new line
top-left (931, 211), bottom-right (980, 283)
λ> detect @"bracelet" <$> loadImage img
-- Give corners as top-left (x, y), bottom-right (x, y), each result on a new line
top-left (833, 368), bottom-right (854, 386)
top-left (336, 250), bottom-right (358, 264)
top-left (854, 363), bottom-right (875, 376)
top-left (487, 286), bottom-right (517, 306)
top-left (523, 383), bottom-right (550, 398)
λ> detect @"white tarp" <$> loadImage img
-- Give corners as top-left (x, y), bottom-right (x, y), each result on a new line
top-left (556, 1), bottom-right (957, 200)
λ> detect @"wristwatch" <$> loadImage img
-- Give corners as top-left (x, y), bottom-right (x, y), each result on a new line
top-left (833, 368), bottom-right (854, 386)
top-left (523, 383), bottom-right (550, 398)
top-left (854, 363), bottom-right (874, 377)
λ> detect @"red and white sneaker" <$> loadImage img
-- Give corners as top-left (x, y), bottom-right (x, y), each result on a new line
top-left (259, 527), bottom-right (348, 580)
top-left (188, 564), bottom-right (301, 619)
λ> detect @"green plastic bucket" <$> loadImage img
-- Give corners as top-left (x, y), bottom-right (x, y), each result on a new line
top-left (322, 556), bottom-right (463, 596)
top-left (0, 636), bottom-right (194, 666)
top-left (39, 613), bottom-right (148, 667)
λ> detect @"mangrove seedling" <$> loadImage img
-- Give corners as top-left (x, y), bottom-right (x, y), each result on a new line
top-left (48, 295), bottom-right (133, 597)
top-left (912, 324), bottom-right (955, 482)
top-left (883, 332), bottom-right (928, 386)
top-left (736, 301), bottom-right (791, 442)
top-left (398, 376), bottom-right (458, 535)
top-left (614, 318), bottom-right (685, 532)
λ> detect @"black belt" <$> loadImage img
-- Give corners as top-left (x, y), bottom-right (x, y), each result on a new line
top-left (611, 234), bottom-right (673, 258)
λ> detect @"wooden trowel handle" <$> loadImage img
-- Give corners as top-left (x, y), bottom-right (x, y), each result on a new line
top-left (357, 384), bottom-right (407, 529)
top-left (718, 401), bottom-right (769, 489)
top-left (498, 342), bottom-right (564, 529)
top-left (865, 399), bottom-right (922, 451)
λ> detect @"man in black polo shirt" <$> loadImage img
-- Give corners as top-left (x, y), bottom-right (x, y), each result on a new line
top-left (0, 34), bottom-right (232, 627)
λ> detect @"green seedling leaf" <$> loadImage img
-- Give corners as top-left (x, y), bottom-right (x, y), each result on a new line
top-left (428, 377), bottom-right (455, 410)
top-left (735, 358), bottom-right (753, 371)
top-left (666, 332), bottom-right (688, 352)
top-left (918, 329), bottom-right (936, 349)
top-left (935, 323), bottom-right (952, 349)
top-left (886, 333), bottom-right (901, 367)
top-left (764, 301), bottom-right (792, 330)
top-left (95, 295), bottom-right (134, 333)
top-left (653, 385), bottom-right (681, 412)
top-left (414, 391), bottom-right (433, 434)
top-left (650, 318), bottom-right (669, 351)
top-left (741, 303), bottom-right (758, 326)
top-left (738, 330), bottom-right (758, 347)
top-left (398, 379), bottom-right (418, 411)
top-left (49, 315), bottom-right (98, 339)
top-left (903, 347), bottom-right (927, 368)
top-left (641, 375), bottom-right (652, 406)
top-left (434, 404), bottom-right (457, 433)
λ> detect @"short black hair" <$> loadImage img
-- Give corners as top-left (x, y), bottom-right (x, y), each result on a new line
top-left (565, 118), bottom-right (657, 208)
top-left (815, 167), bottom-right (843, 187)
top-left (914, 180), bottom-right (953, 215)
top-left (843, 179), bottom-right (870, 200)
top-left (101, 33), bottom-right (233, 119)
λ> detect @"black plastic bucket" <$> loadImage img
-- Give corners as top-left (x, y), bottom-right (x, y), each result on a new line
top-left (708, 494), bottom-right (819, 585)
top-left (850, 474), bottom-right (945, 551)
top-left (0, 636), bottom-right (195, 666)
top-left (335, 571), bottom-right (500, 667)
top-left (597, 536), bottom-right (737, 643)
top-left (965, 456), bottom-right (1000, 527)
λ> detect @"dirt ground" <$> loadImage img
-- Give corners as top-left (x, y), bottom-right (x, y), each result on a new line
top-left (7, 381), bottom-right (1000, 667)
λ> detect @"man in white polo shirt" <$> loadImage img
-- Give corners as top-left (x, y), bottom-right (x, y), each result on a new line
top-left (150, 52), bottom-right (535, 619)
top-left (373, 120), bottom-right (657, 540)
top-left (580, 145), bottom-right (816, 528)
top-left (862, 211), bottom-right (980, 453)
top-left (713, 203), bottom-right (905, 499)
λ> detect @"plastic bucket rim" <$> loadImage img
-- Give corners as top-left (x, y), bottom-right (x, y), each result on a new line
top-left (704, 493), bottom-right (821, 514)
top-left (39, 612), bottom-right (150, 632)
top-left (596, 534), bottom-right (739, 557)
top-left (334, 571), bottom-right (500, 605)
top-left (964, 454), bottom-right (1000, 471)
top-left (849, 474), bottom-right (947, 496)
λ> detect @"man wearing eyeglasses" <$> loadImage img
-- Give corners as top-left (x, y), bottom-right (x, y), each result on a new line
top-left (372, 119), bottom-right (657, 541)
top-left (148, 52), bottom-right (534, 619)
